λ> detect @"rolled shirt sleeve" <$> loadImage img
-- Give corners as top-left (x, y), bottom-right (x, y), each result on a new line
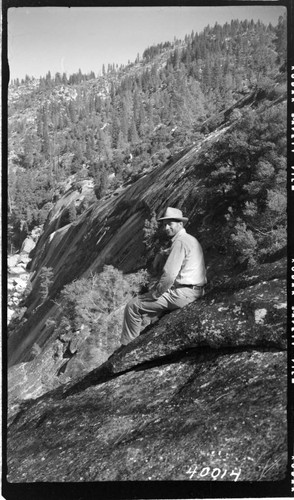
top-left (153, 240), bottom-right (185, 297)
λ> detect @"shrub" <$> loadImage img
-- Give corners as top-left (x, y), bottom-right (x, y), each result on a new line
top-left (53, 265), bottom-right (148, 353)
top-left (31, 342), bottom-right (42, 358)
top-left (68, 201), bottom-right (77, 222)
top-left (39, 266), bottom-right (54, 300)
top-left (231, 221), bottom-right (257, 267)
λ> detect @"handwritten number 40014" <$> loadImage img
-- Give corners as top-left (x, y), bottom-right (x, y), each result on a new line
top-left (186, 466), bottom-right (241, 481)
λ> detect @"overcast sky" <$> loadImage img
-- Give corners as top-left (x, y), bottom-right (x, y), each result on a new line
top-left (8, 5), bottom-right (286, 81)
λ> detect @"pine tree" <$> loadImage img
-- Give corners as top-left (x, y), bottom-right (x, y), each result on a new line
top-left (120, 99), bottom-right (129, 140)
top-left (68, 202), bottom-right (77, 222)
top-left (39, 267), bottom-right (54, 301)
top-left (275, 13), bottom-right (287, 65)
top-left (45, 71), bottom-right (52, 88)
top-left (41, 109), bottom-right (50, 159)
top-left (68, 100), bottom-right (77, 123)
top-left (129, 119), bottom-right (139, 145)
top-left (55, 72), bottom-right (62, 85)
top-left (94, 166), bottom-right (108, 200)
top-left (22, 132), bottom-right (36, 169)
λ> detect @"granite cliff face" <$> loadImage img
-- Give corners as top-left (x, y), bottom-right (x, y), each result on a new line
top-left (8, 122), bottom-right (232, 367)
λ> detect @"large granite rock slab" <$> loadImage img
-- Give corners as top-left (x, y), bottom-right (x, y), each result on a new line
top-left (7, 348), bottom-right (287, 482)
top-left (103, 273), bottom-right (286, 377)
top-left (6, 256), bottom-right (287, 484)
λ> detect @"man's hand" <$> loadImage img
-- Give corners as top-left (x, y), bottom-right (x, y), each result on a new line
top-left (148, 279), bottom-right (160, 299)
top-left (151, 290), bottom-right (160, 300)
top-left (148, 278), bottom-right (158, 291)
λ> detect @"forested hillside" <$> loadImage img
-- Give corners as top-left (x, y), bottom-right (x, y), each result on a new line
top-left (8, 16), bottom-right (286, 251)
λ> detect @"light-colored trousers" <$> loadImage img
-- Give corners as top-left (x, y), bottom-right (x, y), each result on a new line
top-left (120, 287), bottom-right (204, 345)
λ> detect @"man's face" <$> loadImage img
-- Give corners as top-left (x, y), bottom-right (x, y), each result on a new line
top-left (164, 220), bottom-right (183, 238)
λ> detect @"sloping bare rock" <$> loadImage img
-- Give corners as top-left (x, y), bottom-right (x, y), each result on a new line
top-left (209, 257), bottom-right (286, 294)
top-left (8, 327), bottom-right (108, 421)
top-left (7, 349), bottom-right (286, 482)
top-left (104, 276), bottom-right (286, 376)
top-left (8, 305), bottom-right (123, 413)
top-left (58, 344), bottom-right (108, 382)
top-left (8, 323), bottom-right (112, 421)
top-left (8, 341), bottom-right (69, 417)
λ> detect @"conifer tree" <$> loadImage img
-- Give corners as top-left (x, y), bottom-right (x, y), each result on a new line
top-left (41, 109), bottom-right (50, 159)
top-left (68, 202), bottom-right (77, 222)
top-left (39, 267), bottom-right (54, 301)
top-left (129, 119), bottom-right (139, 145)
top-left (94, 166), bottom-right (108, 200)
top-left (275, 13), bottom-right (287, 64)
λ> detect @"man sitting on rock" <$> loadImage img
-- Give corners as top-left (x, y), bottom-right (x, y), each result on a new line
top-left (115, 207), bottom-right (207, 354)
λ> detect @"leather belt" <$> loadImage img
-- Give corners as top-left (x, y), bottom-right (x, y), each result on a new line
top-left (175, 284), bottom-right (205, 290)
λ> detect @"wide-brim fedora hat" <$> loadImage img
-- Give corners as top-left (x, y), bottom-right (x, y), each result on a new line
top-left (157, 207), bottom-right (188, 223)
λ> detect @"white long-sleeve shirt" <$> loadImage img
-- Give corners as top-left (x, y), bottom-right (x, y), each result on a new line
top-left (154, 228), bottom-right (206, 297)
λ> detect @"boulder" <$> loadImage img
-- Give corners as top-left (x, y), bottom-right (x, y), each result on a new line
top-left (20, 236), bottom-right (35, 254)
top-left (12, 277), bottom-right (28, 289)
top-left (9, 266), bottom-right (27, 275)
top-left (17, 254), bottom-right (31, 265)
top-left (7, 310), bottom-right (15, 323)
top-left (8, 254), bottom-right (19, 268)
